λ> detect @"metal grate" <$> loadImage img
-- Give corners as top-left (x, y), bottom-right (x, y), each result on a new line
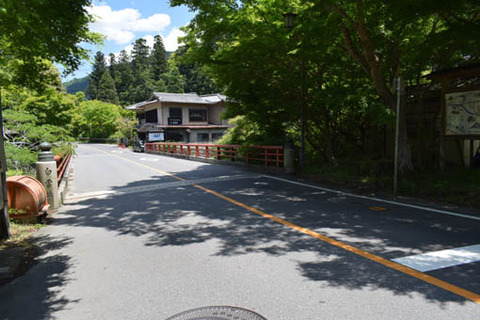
top-left (166, 306), bottom-right (268, 320)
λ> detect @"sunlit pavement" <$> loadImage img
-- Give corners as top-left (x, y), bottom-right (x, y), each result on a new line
top-left (1, 143), bottom-right (479, 320)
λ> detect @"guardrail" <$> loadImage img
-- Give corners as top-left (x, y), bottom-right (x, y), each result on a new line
top-left (145, 143), bottom-right (284, 167)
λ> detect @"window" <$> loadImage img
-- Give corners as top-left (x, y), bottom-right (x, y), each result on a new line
top-left (197, 133), bottom-right (209, 142)
top-left (169, 108), bottom-right (182, 118)
top-left (145, 109), bottom-right (158, 123)
top-left (189, 108), bottom-right (207, 122)
top-left (168, 108), bottom-right (182, 125)
top-left (212, 133), bottom-right (223, 141)
top-left (166, 132), bottom-right (183, 142)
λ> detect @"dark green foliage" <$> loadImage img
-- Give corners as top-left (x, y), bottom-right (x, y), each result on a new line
top-left (97, 71), bottom-right (119, 104)
top-left (172, 0), bottom-right (480, 169)
top-left (161, 62), bottom-right (185, 93)
top-left (4, 143), bottom-right (37, 176)
top-left (129, 70), bottom-right (156, 103)
top-left (0, 0), bottom-right (101, 238)
top-left (114, 50), bottom-right (134, 104)
top-left (70, 100), bottom-right (135, 139)
top-left (0, 0), bottom-right (102, 89)
top-left (63, 76), bottom-right (89, 95)
top-left (108, 53), bottom-right (117, 80)
top-left (151, 35), bottom-right (169, 81)
top-left (131, 38), bottom-right (151, 73)
top-left (3, 87), bottom-right (75, 145)
top-left (175, 46), bottom-right (218, 95)
top-left (79, 35), bottom-right (214, 106)
top-left (86, 51), bottom-right (107, 100)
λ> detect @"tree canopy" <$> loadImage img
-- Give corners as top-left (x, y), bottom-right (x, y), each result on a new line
top-left (172, 0), bottom-right (480, 169)
top-left (0, 0), bottom-right (102, 89)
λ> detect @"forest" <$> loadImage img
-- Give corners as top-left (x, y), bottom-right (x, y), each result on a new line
top-left (84, 36), bottom-right (218, 106)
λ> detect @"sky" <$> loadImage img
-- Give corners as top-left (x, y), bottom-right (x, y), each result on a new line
top-left (62, 0), bottom-right (195, 81)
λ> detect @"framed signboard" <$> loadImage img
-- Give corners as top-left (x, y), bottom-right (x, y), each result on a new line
top-left (168, 117), bottom-right (182, 125)
top-left (445, 89), bottom-right (480, 136)
top-left (148, 132), bottom-right (165, 142)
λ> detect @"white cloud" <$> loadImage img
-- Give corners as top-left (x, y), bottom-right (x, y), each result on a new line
top-left (114, 29), bottom-right (185, 58)
top-left (144, 35), bottom-right (155, 49)
top-left (163, 28), bottom-right (186, 52)
top-left (87, 4), bottom-right (171, 44)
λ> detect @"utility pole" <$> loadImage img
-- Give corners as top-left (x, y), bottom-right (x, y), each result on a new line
top-left (300, 57), bottom-right (306, 170)
top-left (0, 87), bottom-right (10, 239)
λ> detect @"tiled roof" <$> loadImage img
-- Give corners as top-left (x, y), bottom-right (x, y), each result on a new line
top-left (126, 92), bottom-right (226, 110)
top-left (150, 92), bottom-right (226, 104)
top-left (125, 100), bottom-right (157, 110)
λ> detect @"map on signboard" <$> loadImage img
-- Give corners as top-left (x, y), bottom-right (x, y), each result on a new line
top-left (445, 89), bottom-right (480, 136)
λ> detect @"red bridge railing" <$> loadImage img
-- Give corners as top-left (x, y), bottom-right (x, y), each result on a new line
top-left (56, 153), bottom-right (72, 186)
top-left (145, 143), bottom-right (284, 167)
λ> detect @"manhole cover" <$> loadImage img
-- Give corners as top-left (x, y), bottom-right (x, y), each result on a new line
top-left (166, 306), bottom-right (268, 320)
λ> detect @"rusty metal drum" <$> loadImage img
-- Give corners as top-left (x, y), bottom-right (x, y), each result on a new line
top-left (6, 176), bottom-right (49, 219)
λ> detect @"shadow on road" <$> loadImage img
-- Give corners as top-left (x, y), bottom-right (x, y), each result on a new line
top-left (0, 235), bottom-right (78, 319)
top-left (48, 164), bottom-right (480, 307)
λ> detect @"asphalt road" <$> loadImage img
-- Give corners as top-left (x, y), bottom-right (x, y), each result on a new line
top-left (1, 143), bottom-right (480, 319)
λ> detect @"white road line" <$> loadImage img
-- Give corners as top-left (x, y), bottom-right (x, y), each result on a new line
top-left (139, 157), bottom-right (159, 162)
top-left (262, 175), bottom-right (480, 221)
top-left (66, 174), bottom-right (257, 203)
top-left (392, 244), bottom-right (480, 272)
top-left (65, 190), bottom-right (116, 202)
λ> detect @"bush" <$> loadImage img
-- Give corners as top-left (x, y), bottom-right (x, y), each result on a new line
top-left (5, 143), bottom-right (37, 177)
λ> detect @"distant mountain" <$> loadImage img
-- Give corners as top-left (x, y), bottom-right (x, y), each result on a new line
top-left (63, 76), bottom-right (89, 94)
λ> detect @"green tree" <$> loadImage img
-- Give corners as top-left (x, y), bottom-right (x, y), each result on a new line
top-left (86, 51), bottom-right (107, 100)
top-left (0, 0), bottom-right (102, 89)
top-left (2, 84), bottom-right (78, 145)
top-left (97, 71), bottom-right (119, 104)
top-left (70, 100), bottom-right (133, 138)
top-left (20, 87), bottom-right (76, 127)
top-left (172, 0), bottom-right (301, 146)
top-left (130, 69), bottom-right (156, 103)
top-left (175, 46), bottom-right (218, 94)
top-left (151, 35), bottom-right (169, 81)
top-left (0, 0), bottom-right (101, 239)
top-left (128, 38), bottom-right (155, 103)
top-left (173, 0), bottom-right (480, 170)
top-left (115, 50), bottom-right (134, 105)
top-left (162, 61), bottom-right (185, 93)
top-left (108, 53), bottom-right (117, 80)
top-left (131, 38), bottom-right (151, 72)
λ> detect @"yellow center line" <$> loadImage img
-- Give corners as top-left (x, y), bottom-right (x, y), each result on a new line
top-left (85, 145), bottom-right (480, 304)
top-left (192, 184), bottom-right (480, 304)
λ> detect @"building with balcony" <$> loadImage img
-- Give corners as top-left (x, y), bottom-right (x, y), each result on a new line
top-left (126, 92), bottom-right (231, 143)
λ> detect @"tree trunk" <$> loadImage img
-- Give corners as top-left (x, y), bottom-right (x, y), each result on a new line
top-left (0, 87), bottom-right (11, 240)
top-left (337, 1), bottom-right (414, 172)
